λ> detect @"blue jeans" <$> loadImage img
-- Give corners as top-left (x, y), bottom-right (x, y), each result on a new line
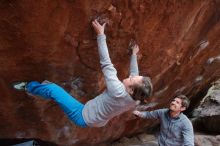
top-left (26, 81), bottom-right (87, 128)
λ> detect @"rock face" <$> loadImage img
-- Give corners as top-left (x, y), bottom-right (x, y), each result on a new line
top-left (193, 79), bottom-right (220, 133)
top-left (0, 0), bottom-right (220, 145)
top-left (194, 133), bottom-right (220, 146)
top-left (110, 133), bottom-right (158, 146)
top-left (110, 133), bottom-right (220, 146)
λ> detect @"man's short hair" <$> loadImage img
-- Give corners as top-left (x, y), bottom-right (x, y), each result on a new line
top-left (175, 95), bottom-right (190, 109)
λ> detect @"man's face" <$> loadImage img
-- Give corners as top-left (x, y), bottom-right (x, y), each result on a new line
top-left (169, 98), bottom-right (186, 112)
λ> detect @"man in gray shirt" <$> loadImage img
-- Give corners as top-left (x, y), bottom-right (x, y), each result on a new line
top-left (13, 20), bottom-right (153, 128)
top-left (133, 95), bottom-right (194, 146)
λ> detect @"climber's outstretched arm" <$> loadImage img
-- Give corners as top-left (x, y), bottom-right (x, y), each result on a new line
top-left (129, 44), bottom-right (139, 76)
top-left (92, 20), bottom-right (126, 97)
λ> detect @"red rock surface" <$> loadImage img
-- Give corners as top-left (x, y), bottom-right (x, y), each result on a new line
top-left (0, 0), bottom-right (220, 145)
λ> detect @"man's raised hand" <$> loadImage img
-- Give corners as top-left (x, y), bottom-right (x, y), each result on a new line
top-left (133, 110), bottom-right (145, 118)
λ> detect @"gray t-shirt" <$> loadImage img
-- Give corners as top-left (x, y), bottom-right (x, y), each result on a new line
top-left (143, 108), bottom-right (194, 146)
top-left (82, 34), bottom-right (138, 127)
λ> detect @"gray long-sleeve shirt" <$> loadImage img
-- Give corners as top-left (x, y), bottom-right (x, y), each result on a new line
top-left (82, 34), bottom-right (137, 127)
top-left (142, 108), bottom-right (194, 146)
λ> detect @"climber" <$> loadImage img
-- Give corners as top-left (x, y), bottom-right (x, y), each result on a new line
top-left (133, 95), bottom-right (194, 146)
top-left (13, 20), bottom-right (153, 128)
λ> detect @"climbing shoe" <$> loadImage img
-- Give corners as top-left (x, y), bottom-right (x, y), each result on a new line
top-left (13, 82), bottom-right (28, 91)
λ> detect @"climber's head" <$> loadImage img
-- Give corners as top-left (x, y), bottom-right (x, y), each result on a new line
top-left (123, 76), bottom-right (153, 104)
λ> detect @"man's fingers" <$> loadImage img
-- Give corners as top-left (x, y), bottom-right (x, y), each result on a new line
top-left (133, 110), bottom-right (139, 115)
top-left (135, 100), bottom-right (141, 106)
top-left (133, 110), bottom-right (144, 118)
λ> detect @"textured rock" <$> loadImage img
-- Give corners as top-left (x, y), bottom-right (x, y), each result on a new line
top-left (111, 132), bottom-right (220, 146)
top-left (193, 79), bottom-right (220, 117)
top-left (194, 133), bottom-right (220, 146)
top-left (110, 133), bottom-right (158, 146)
top-left (192, 79), bottom-right (220, 133)
top-left (0, 0), bottom-right (220, 145)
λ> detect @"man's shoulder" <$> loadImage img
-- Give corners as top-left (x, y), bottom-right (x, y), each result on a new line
top-left (152, 108), bottom-right (169, 115)
top-left (158, 108), bottom-right (169, 113)
top-left (180, 113), bottom-right (190, 120)
top-left (180, 114), bottom-right (192, 126)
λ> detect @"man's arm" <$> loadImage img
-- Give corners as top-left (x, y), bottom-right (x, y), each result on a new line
top-left (182, 120), bottom-right (194, 146)
top-left (130, 44), bottom-right (139, 76)
top-left (92, 20), bottom-right (126, 97)
top-left (133, 109), bottom-right (165, 119)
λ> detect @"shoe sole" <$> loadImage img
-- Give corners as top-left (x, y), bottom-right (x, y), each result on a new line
top-left (12, 81), bottom-right (27, 91)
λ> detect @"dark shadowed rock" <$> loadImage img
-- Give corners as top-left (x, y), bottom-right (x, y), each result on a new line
top-left (192, 79), bottom-right (220, 133)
